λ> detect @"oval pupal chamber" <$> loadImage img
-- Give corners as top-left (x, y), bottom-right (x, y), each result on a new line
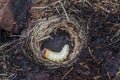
top-left (27, 16), bottom-right (87, 69)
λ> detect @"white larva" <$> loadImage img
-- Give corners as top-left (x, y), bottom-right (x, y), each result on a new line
top-left (43, 44), bottom-right (69, 62)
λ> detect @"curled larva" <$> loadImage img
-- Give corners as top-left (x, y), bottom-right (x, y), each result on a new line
top-left (43, 44), bottom-right (69, 62)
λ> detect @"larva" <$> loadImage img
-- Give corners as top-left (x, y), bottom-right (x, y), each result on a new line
top-left (43, 44), bottom-right (69, 62)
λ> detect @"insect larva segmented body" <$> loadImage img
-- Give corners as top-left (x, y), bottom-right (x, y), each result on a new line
top-left (43, 44), bottom-right (69, 62)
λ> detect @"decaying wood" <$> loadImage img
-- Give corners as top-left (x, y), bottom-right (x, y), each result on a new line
top-left (0, 16), bottom-right (87, 69)
top-left (0, 0), bottom-right (88, 69)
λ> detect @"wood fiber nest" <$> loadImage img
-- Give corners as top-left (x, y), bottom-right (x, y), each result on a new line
top-left (27, 16), bottom-right (87, 69)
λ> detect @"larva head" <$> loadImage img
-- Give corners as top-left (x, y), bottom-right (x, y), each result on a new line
top-left (27, 16), bottom-right (87, 69)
